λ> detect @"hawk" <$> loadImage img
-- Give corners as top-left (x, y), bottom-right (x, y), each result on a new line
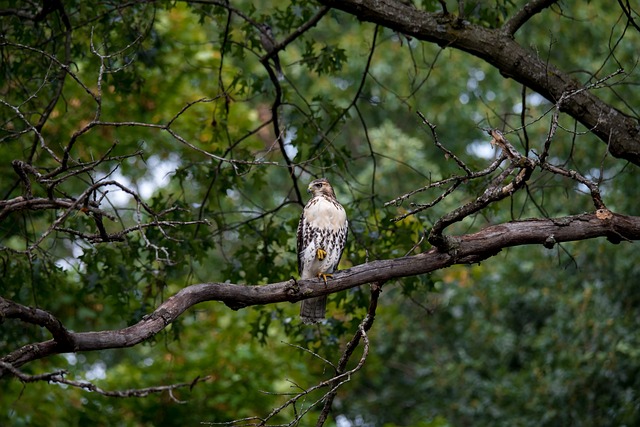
top-left (297, 178), bottom-right (348, 324)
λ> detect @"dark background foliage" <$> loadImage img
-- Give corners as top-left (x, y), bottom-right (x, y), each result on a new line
top-left (1, 0), bottom-right (639, 425)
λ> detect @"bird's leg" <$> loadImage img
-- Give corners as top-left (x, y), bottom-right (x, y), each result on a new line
top-left (317, 272), bottom-right (333, 285)
top-left (316, 248), bottom-right (327, 260)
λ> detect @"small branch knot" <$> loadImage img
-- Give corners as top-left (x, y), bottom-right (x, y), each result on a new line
top-left (285, 277), bottom-right (300, 297)
top-left (543, 234), bottom-right (556, 249)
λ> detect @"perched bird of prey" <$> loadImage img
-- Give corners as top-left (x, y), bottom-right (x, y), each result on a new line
top-left (297, 178), bottom-right (348, 324)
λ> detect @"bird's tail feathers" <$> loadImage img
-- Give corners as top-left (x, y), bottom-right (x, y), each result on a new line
top-left (300, 296), bottom-right (327, 324)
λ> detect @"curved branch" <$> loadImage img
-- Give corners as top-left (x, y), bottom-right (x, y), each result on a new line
top-left (259, 8), bottom-right (333, 206)
top-left (317, 282), bottom-right (381, 423)
top-left (262, 5), bottom-right (331, 63)
top-left (503, 0), bottom-right (560, 36)
top-left (0, 298), bottom-right (74, 347)
top-left (618, 0), bottom-right (640, 33)
top-left (318, 0), bottom-right (640, 166)
top-left (2, 211), bottom-right (640, 377)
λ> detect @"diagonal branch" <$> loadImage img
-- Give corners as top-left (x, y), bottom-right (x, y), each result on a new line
top-left (3, 211), bottom-right (640, 377)
top-left (249, 309), bottom-right (374, 425)
top-left (618, 0), bottom-right (640, 33)
top-left (316, 282), bottom-right (382, 425)
top-left (502, 0), bottom-right (560, 36)
top-left (318, 0), bottom-right (640, 166)
top-left (427, 129), bottom-right (537, 250)
top-left (261, 5), bottom-right (331, 64)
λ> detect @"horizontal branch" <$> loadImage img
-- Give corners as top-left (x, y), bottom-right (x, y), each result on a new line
top-left (0, 196), bottom-right (109, 222)
top-left (319, 0), bottom-right (640, 165)
top-left (2, 211), bottom-right (640, 377)
top-left (0, 361), bottom-right (211, 400)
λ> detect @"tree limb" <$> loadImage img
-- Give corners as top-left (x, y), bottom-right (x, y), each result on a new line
top-left (503, 0), bottom-right (560, 36)
top-left (318, 0), bottom-right (640, 165)
top-left (2, 211), bottom-right (639, 377)
top-left (0, 299), bottom-right (74, 348)
top-left (0, 361), bottom-right (210, 400)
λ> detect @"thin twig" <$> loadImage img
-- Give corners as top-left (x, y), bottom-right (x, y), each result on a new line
top-left (316, 282), bottom-right (382, 425)
top-left (0, 362), bottom-right (210, 399)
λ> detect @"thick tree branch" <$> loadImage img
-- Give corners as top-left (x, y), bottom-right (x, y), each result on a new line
top-left (318, 0), bottom-right (640, 165)
top-left (3, 211), bottom-right (640, 377)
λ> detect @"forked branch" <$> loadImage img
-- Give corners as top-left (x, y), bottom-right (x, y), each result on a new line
top-left (3, 211), bottom-right (640, 378)
top-left (391, 112), bottom-right (610, 251)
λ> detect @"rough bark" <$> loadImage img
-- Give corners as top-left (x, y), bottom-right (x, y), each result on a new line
top-left (3, 211), bottom-right (639, 377)
top-left (319, 0), bottom-right (640, 165)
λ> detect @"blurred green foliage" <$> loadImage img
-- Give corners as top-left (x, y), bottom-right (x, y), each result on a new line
top-left (1, 0), bottom-right (639, 425)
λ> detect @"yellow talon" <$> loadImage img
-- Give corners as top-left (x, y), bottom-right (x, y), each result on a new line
top-left (317, 248), bottom-right (327, 260)
top-left (318, 273), bottom-right (333, 284)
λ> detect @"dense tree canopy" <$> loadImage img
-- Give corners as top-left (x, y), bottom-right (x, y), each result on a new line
top-left (1, 0), bottom-right (640, 425)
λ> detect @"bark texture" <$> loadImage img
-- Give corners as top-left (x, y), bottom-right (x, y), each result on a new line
top-left (319, 0), bottom-right (640, 165)
top-left (3, 211), bottom-right (639, 377)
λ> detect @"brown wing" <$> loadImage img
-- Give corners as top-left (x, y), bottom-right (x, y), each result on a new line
top-left (331, 219), bottom-right (348, 272)
top-left (296, 209), bottom-right (305, 275)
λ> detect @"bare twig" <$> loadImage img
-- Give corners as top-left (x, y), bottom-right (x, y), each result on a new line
top-left (56, 219), bottom-right (209, 243)
top-left (0, 98), bottom-right (61, 164)
top-left (281, 342), bottom-right (336, 371)
top-left (385, 115), bottom-right (508, 221)
top-left (391, 109), bottom-right (609, 250)
top-left (418, 111), bottom-right (472, 175)
top-left (0, 362), bottom-right (210, 399)
top-left (0, 362), bottom-right (68, 383)
top-left (250, 316), bottom-right (373, 426)
top-left (316, 282), bottom-right (382, 425)
top-left (618, 0), bottom-right (640, 33)
top-left (427, 130), bottom-right (531, 249)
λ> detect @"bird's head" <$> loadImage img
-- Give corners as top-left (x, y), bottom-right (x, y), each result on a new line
top-left (307, 178), bottom-right (336, 198)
